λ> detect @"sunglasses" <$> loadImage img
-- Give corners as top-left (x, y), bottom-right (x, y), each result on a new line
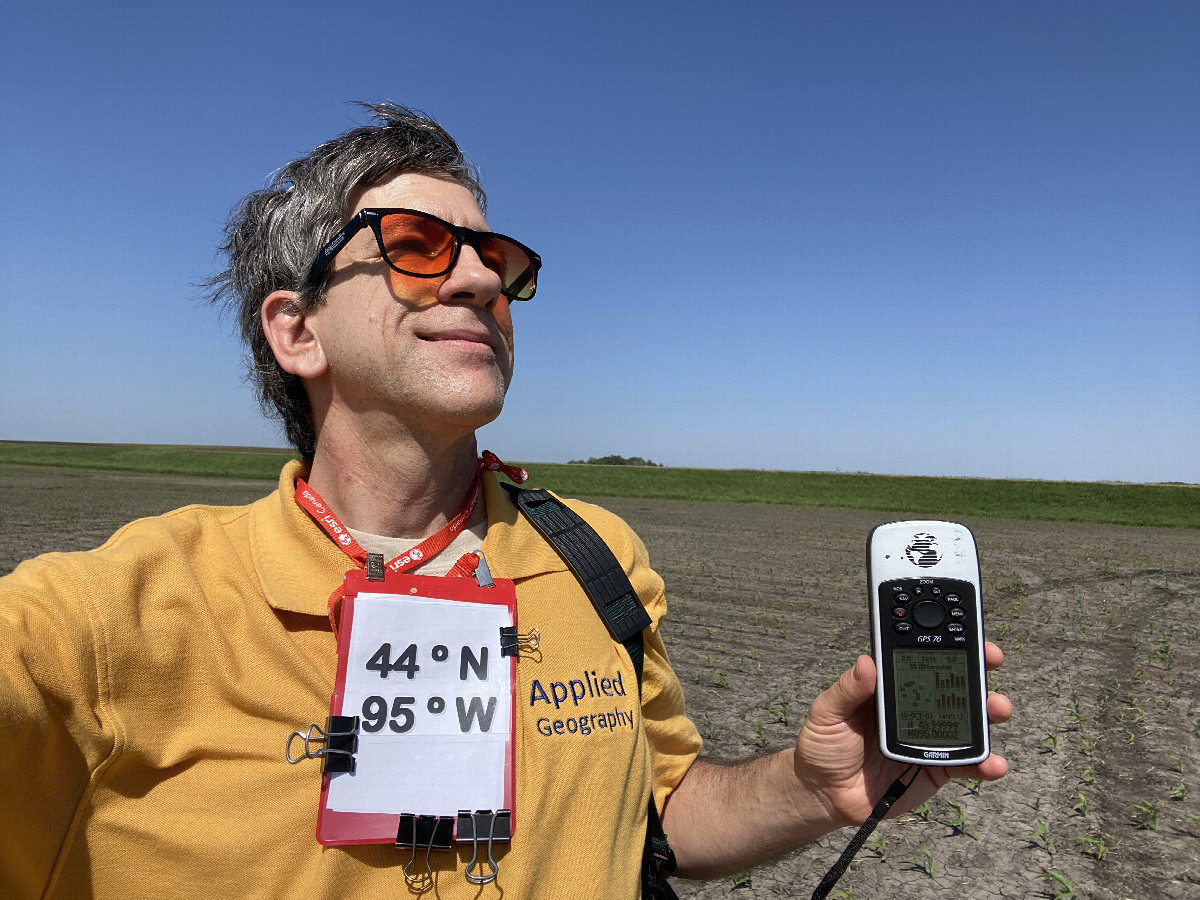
top-left (307, 207), bottom-right (541, 301)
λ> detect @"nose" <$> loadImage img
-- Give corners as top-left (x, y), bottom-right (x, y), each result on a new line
top-left (438, 243), bottom-right (503, 308)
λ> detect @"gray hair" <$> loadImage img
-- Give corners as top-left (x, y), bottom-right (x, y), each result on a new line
top-left (207, 102), bottom-right (486, 458)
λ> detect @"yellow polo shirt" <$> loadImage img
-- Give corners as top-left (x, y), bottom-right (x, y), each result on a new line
top-left (0, 462), bottom-right (702, 899)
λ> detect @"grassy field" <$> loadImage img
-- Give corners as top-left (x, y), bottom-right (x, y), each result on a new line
top-left (2, 440), bottom-right (1196, 528)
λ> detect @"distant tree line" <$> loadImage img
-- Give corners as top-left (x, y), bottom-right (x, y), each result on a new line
top-left (567, 454), bottom-right (664, 467)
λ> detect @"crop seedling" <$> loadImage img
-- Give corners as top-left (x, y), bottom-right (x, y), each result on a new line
top-left (1039, 869), bottom-right (1075, 899)
top-left (1071, 793), bottom-right (1088, 816)
top-left (943, 800), bottom-right (976, 838)
top-left (906, 842), bottom-right (936, 878)
top-left (1075, 833), bottom-right (1108, 860)
top-left (1172, 781), bottom-right (1187, 801)
top-left (1185, 859), bottom-right (1200, 884)
top-left (1132, 800), bottom-right (1160, 831)
top-left (1126, 696), bottom-right (1145, 724)
top-left (1030, 820), bottom-right (1053, 853)
top-left (768, 694), bottom-right (789, 726)
top-left (1065, 693), bottom-right (1082, 728)
top-left (1041, 732), bottom-right (1059, 754)
top-left (1154, 636), bottom-right (1171, 665)
top-left (866, 833), bottom-right (886, 860)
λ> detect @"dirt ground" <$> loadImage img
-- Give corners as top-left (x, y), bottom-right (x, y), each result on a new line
top-left (3, 465), bottom-right (1198, 899)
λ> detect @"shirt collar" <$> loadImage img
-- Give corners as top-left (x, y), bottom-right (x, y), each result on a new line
top-left (250, 461), bottom-right (566, 617)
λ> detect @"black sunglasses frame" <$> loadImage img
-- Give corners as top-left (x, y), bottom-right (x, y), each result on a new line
top-left (307, 207), bottom-right (541, 301)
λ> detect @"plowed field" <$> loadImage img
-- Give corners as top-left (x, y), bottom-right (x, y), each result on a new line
top-left (3, 465), bottom-right (1197, 898)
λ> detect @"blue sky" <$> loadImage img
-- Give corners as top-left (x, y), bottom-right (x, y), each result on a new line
top-left (2, 2), bottom-right (1196, 483)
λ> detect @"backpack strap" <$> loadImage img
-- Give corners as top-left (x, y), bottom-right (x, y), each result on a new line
top-left (500, 483), bottom-right (677, 896)
top-left (500, 484), bottom-right (651, 674)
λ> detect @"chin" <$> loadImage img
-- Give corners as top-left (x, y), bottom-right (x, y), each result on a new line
top-left (437, 388), bottom-right (508, 431)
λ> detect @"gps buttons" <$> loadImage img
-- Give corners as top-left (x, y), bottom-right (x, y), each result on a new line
top-left (913, 601), bottom-right (945, 629)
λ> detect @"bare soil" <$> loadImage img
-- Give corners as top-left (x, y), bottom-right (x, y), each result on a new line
top-left (3, 465), bottom-right (1198, 899)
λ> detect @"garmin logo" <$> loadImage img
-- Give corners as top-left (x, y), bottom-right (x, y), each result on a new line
top-left (924, 750), bottom-right (950, 759)
top-left (905, 533), bottom-right (942, 568)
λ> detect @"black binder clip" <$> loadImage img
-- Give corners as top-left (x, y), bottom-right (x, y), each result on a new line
top-left (366, 552), bottom-right (385, 581)
top-left (499, 626), bottom-right (541, 657)
top-left (457, 809), bottom-right (511, 885)
top-left (397, 814), bottom-right (455, 892)
top-left (284, 716), bottom-right (359, 773)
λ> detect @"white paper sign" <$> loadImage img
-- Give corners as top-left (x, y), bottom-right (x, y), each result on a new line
top-left (327, 593), bottom-right (512, 816)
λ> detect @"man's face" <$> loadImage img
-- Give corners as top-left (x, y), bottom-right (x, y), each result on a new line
top-left (306, 171), bottom-right (515, 441)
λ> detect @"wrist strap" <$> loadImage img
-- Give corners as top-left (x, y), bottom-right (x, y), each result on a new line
top-left (811, 765), bottom-right (920, 900)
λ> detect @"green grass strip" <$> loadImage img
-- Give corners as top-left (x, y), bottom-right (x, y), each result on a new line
top-left (0, 441), bottom-right (293, 481)
top-left (2, 442), bottom-right (1195, 528)
top-left (521, 463), bottom-right (1199, 529)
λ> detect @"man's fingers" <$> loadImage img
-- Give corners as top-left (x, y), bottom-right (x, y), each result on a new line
top-left (987, 691), bottom-right (1013, 724)
top-left (807, 655), bottom-right (876, 729)
top-left (948, 752), bottom-right (1009, 783)
top-left (984, 641), bottom-right (1004, 670)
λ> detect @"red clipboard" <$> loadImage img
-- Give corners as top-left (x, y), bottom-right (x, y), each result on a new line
top-left (316, 568), bottom-right (518, 845)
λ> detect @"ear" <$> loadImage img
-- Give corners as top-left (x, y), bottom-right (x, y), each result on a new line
top-left (261, 290), bottom-right (327, 379)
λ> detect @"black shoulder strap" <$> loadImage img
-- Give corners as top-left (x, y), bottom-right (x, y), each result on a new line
top-left (500, 482), bottom-right (677, 897)
top-left (500, 483), bottom-right (652, 678)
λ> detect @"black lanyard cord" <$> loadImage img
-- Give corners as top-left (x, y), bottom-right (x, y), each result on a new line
top-left (811, 765), bottom-right (921, 900)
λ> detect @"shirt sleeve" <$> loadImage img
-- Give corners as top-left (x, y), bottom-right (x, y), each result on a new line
top-left (623, 526), bottom-right (704, 814)
top-left (0, 556), bottom-right (116, 898)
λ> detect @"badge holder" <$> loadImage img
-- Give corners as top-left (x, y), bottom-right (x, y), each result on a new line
top-left (287, 557), bottom-right (534, 890)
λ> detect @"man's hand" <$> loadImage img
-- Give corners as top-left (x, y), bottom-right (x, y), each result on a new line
top-left (664, 643), bottom-right (1011, 879)
top-left (792, 643), bottom-right (1012, 828)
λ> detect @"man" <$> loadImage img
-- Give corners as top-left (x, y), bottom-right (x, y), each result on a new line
top-left (0, 104), bottom-right (1010, 898)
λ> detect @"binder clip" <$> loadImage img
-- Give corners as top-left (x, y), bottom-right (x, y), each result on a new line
top-left (284, 716), bottom-right (359, 773)
top-left (397, 814), bottom-right (455, 892)
top-left (457, 809), bottom-right (511, 885)
top-left (499, 626), bottom-right (540, 657)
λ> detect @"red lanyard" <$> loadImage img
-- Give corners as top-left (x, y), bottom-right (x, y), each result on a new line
top-left (295, 452), bottom-right (527, 634)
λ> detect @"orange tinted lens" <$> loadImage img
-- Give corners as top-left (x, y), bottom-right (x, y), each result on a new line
top-left (378, 213), bottom-right (454, 275)
top-left (479, 236), bottom-right (536, 299)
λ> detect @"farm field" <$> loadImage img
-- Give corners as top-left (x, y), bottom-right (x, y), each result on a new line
top-left (4, 441), bottom-right (1197, 528)
top-left (2, 463), bottom-right (1198, 898)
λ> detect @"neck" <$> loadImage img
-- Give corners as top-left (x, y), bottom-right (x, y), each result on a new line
top-left (304, 426), bottom-right (481, 539)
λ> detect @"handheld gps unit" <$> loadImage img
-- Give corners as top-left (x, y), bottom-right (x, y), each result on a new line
top-left (867, 520), bottom-right (990, 766)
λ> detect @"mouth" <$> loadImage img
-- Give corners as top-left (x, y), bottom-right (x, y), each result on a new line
top-left (416, 328), bottom-right (499, 352)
